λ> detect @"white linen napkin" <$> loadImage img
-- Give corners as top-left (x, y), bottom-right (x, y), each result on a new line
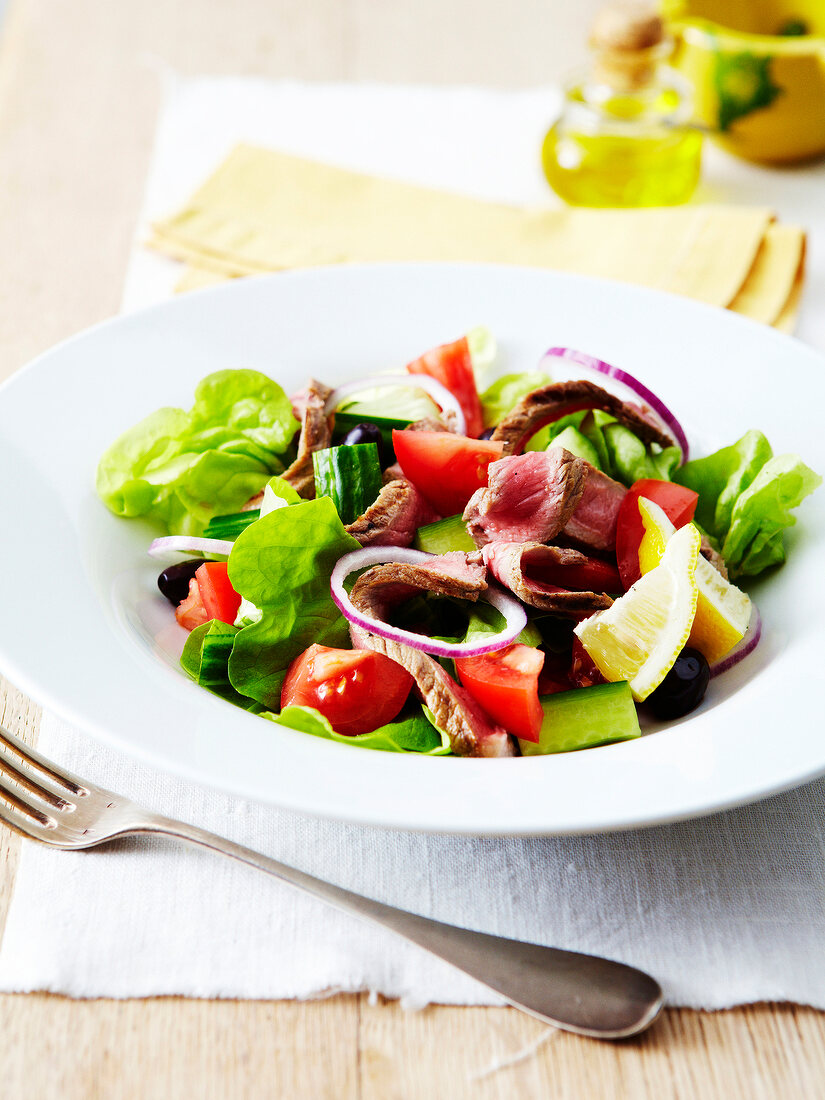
top-left (3, 711), bottom-right (825, 1008)
top-left (2, 78), bottom-right (825, 1007)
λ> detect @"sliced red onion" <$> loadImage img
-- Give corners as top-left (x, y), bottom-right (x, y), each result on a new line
top-left (709, 603), bottom-right (762, 678)
top-left (148, 536), bottom-right (234, 560)
top-left (324, 373), bottom-right (466, 435)
top-left (541, 347), bottom-right (690, 462)
top-left (330, 546), bottom-right (527, 658)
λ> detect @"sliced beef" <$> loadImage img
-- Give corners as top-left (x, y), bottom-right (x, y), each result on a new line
top-left (349, 552), bottom-right (487, 622)
top-left (350, 625), bottom-right (514, 757)
top-left (348, 553), bottom-right (513, 756)
top-left (345, 479), bottom-right (440, 548)
top-left (408, 414), bottom-right (457, 433)
top-left (483, 542), bottom-right (614, 617)
top-left (562, 464), bottom-right (627, 553)
top-left (491, 379), bottom-right (676, 456)
top-left (281, 378), bottom-right (334, 499)
top-left (463, 450), bottom-right (586, 548)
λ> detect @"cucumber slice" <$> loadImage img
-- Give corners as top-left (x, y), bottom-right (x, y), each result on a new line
top-left (203, 509), bottom-right (261, 540)
top-left (312, 443), bottom-right (383, 524)
top-left (550, 426), bottom-right (600, 469)
top-left (519, 681), bottom-right (641, 756)
top-left (414, 514), bottom-right (476, 554)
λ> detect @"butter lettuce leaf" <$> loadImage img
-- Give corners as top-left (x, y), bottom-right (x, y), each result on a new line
top-left (263, 704), bottom-right (451, 754)
top-left (478, 371), bottom-right (550, 429)
top-left (674, 432), bottom-right (821, 578)
top-left (96, 369), bottom-right (299, 535)
top-left (227, 497), bottom-right (360, 707)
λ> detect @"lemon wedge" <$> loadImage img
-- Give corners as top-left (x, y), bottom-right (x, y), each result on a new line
top-left (574, 523), bottom-right (700, 702)
top-left (637, 497), bottom-right (752, 665)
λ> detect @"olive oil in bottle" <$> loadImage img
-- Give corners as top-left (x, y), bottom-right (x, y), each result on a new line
top-left (542, 1), bottom-right (702, 207)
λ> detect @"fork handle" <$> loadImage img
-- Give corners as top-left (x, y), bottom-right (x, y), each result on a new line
top-left (135, 813), bottom-right (662, 1038)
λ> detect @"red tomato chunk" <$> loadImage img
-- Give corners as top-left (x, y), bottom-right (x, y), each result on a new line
top-left (407, 335), bottom-right (484, 439)
top-left (175, 562), bottom-right (241, 631)
top-left (281, 644), bottom-right (414, 736)
top-left (455, 644), bottom-right (545, 743)
top-left (392, 429), bottom-right (503, 516)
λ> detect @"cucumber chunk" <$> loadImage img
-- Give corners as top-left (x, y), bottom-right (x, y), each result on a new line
top-left (550, 426), bottom-right (600, 468)
top-left (519, 681), bottom-right (641, 755)
top-left (312, 443), bottom-right (383, 524)
top-left (414, 514), bottom-right (476, 554)
top-left (203, 509), bottom-right (261, 540)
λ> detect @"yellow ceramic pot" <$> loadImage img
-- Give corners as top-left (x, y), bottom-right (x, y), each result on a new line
top-left (664, 0), bottom-right (825, 163)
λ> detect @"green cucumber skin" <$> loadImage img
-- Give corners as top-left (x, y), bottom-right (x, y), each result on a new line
top-left (312, 443), bottom-right (383, 525)
top-left (203, 510), bottom-right (260, 539)
top-left (519, 681), bottom-right (641, 756)
top-left (414, 514), bottom-right (475, 554)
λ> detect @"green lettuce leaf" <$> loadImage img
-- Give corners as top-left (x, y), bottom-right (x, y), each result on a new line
top-left (478, 371), bottom-right (551, 429)
top-left (601, 423), bottom-right (681, 485)
top-left (674, 429), bottom-right (772, 539)
top-left (466, 325), bottom-right (498, 390)
top-left (180, 620), bottom-right (261, 710)
top-left (96, 370), bottom-right (299, 535)
top-left (226, 497), bottom-right (360, 707)
top-left (263, 704), bottom-right (451, 754)
top-left (674, 432), bottom-right (821, 578)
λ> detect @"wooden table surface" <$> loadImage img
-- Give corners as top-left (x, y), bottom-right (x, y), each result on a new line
top-left (1, 0), bottom-right (823, 1095)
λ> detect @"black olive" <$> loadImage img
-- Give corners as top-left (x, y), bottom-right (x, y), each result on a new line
top-left (646, 647), bottom-right (710, 720)
top-left (341, 422), bottom-right (384, 463)
top-left (157, 559), bottom-right (207, 606)
top-left (480, 427), bottom-right (496, 440)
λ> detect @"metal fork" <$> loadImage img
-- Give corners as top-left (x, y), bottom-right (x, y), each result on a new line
top-left (0, 721), bottom-right (662, 1038)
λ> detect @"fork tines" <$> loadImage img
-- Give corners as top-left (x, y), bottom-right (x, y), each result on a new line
top-left (0, 723), bottom-right (86, 836)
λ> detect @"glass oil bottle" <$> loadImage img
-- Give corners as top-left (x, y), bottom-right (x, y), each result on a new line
top-left (542, 1), bottom-right (702, 207)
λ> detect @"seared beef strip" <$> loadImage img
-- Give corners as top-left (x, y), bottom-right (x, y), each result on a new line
top-left (483, 542), bottom-right (614, 617)
top-left (349, 553), bottom-right (487, 621)
top-left (491, 379), bottom-right (676, 456)
top-left (562, 464), bottom-right (627, 553)
top-left (280, 378), bottom-right (334, 499)
top-left (348, 553), bottom-right (514, 756)
top-left (350, 626), bottom-right (514, 757)
top-left (345, 479), bottom-right (440, 548)
top-left (463, 450), bottom-right (586, 548)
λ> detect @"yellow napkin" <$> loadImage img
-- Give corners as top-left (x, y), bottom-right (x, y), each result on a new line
top-left (150, 144), bottom-right (805, 330)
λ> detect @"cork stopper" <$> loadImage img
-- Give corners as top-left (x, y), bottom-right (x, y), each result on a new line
top-left (589, 1), bottom-right (667, 92)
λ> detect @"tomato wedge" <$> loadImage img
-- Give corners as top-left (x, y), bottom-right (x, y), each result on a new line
top-left (392, 429), bottom-right (503, 516)
top-left (615, 479), bottom-right (699, 590)
top-left (407, 336), bottom-right (484, 439)
top-left (175, 578), bottom-right (210, 632)
top-left (455, 644), bottom-right (545, 742)
top-left (195, 562), bottom-right (242, 625)
top-left (524, 554), bottom-right (622, 595)
top-left (281, 644), bottom-right (414, 736)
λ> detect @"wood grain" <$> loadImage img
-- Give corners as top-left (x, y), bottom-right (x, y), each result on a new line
top-left (0, 0), bottom-right (822, 1096)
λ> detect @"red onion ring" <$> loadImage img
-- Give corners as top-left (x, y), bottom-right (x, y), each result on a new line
top-left (330, 546), bottom-right (527, 658)
top-left (709, 603), bottom-right (762, 678)
top-left (148, 535), bottom-right (234, 560)
top-left (324, 374), bottom-right (466, 435)
top-left (541, 347), bottom-right (690, 462)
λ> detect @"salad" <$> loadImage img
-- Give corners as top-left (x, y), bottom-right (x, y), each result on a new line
top-left (96, 332), bottom-right (821, 758)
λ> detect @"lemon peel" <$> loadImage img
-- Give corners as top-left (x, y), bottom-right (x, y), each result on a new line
top-left (638, 497), bottom-right (752, 665)
top-left (574, 523), bottom-right (700, 702)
